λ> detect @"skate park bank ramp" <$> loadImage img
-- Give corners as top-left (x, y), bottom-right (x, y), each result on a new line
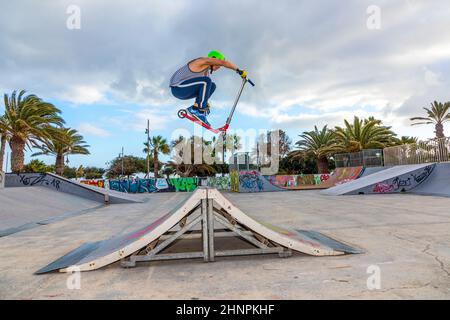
top-left (36, 188), bottom-right (361, 273)
top-left (408, 163), bottom-right (450, 197)
top-left (358, 166), bottom-right (390, 177)
top-left (322, 163), bottom-right (436, 196)
top-left (0, 186), bottom-right (102, 237)
top-left (318, 166), bottom-right (364, 189)
top-left (5, 173), bottom-right (141, 204)
top-left (232, 167), bottom-right (363, 192)
top-left (233, 171), bottom-right (286, 192)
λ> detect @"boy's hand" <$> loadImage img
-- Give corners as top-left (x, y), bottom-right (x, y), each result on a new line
top-left (236, 69), bottom-right (248, 79)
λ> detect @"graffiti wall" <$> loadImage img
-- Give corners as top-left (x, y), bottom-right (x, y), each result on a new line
top-left (108, 177), bottom-right (203, 193)
top-left (80, 179), bottom-right (106, 188)
top-left (371, 164), bottom-right (435, 194)
top-left (0, 171), bottom-right (4, 188)
top-left (230, 171), bottom-right (239, 192)
top-left (206, 176), bottom-right (231, 190)
top-left (6, 172), bottom-right (62, 190)
top-left (237, 170), bottom-right (284, 193)
top-left (239, 171), bottom-right (265, 192)
top-left (109, 178), bottom-right (176, 193)
top-left (266, 174), bottom-right (330, 188)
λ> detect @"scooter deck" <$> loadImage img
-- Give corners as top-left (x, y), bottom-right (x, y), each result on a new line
top-left (178, 109), bottom-right (228, 134)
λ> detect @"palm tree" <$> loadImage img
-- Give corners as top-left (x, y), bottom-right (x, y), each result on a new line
top-left (293, 125), bottom-right (340, 173)
top-left (0, 116), bottom-right (7, 171)
top-left (393, 136), bottom-right (418, 145)
top-left (76, 165), bottom-right (85, 179)
top-left (410, 101), bottom-right (450, 139)
top-left (143, 135), bottom-right (170, 178)
top-left (32, 127), bottom-right (90, 176)
top-left (1, 90), bottom-right (64, 172)
top-left (334, 116), bottom-right (396, 152)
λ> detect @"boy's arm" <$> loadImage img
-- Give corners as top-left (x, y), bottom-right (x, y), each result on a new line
top-left (201, 57), bottom-right (238, 71)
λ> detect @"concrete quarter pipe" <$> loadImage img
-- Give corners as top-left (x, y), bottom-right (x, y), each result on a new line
top-left (235, 167), bottom-right (363, 192)
top-left (322, 163), bottom-right (436, 196)
top-left (5, 173), bottom-right (141, 204)
top-left (36, 188), bottom-right (361, 273)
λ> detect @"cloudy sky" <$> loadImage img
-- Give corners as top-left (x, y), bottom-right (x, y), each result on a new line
top-left (1, 0), bottom-right (450, 169)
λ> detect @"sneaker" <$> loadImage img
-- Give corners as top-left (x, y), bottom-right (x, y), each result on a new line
top-left (196, 111), bottom-right (211, 127)
top-left (187, 106), bottom-right (211, 127)
top-left (205, 102), bottom-right (211, 115)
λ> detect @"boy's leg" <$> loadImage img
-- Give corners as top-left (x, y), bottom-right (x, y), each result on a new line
top-left (204, 82), bottom-right (216, 114)
top-left (173, 77), bottom-right (213, 109)
top-left (171, 77), bottom-right (214, 126)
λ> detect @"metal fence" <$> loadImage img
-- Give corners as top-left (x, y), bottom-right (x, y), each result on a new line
top-left (334, 149), bottom-right (384, 168)
top-left (229, 152), bottom-right (259, 172)
top-left (383, 137), bottom-right (450, 166)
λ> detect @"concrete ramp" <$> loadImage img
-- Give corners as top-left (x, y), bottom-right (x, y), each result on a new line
top-left (5, 173), bottom-right (141, 204)
top-left (36, 188), bottom-right (361, 273)
top-left (235, 167), bottom-right (363, 192)
top-left (410, 163), bottom-right (450, 197)
top-left (237, 171), bottom-right (285, 192)
top-left (319, 166), bottom-right (364, 189)
top-left (359, 166), bottom-right (390, 177)
top-left (322, 163), bottom-right (436, 196)
top-left (0, 186), bottom-right (102, 237)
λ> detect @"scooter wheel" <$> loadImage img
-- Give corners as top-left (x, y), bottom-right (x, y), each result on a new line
top-left (178, 109), bottom-right (187, 119)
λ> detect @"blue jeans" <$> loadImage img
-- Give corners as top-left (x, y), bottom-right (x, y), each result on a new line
top-left (171, 77), bottom-right (216, 109)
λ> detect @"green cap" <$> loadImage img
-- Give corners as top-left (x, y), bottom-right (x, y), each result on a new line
top-left (208, 50), bottom-right (225, 61)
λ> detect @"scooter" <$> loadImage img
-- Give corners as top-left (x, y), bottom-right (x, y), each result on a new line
top-left (177, 70), bottom-right (255, 134)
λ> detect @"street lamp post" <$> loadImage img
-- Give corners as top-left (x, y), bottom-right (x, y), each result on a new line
top-left (145, 119), bottom-right (150, 178)
top-left (119, 147), bottom-right (124, 178)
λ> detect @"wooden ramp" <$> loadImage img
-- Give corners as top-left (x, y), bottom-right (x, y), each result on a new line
top-left (36, 188), bottom-right (361, 273)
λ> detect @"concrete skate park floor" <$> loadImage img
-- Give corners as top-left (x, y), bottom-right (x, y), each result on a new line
top-left (0, 189), bottom-right (449, 299)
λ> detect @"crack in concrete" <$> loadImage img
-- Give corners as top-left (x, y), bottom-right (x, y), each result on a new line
top-left (423, 244), bottom-right (450, 278)
top-left (389, 232), bottom-right (450, 279)
top-left (377, 282), bottom-right (432, 293)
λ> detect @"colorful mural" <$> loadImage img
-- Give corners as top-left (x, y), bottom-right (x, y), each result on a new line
top-left (108, 177), bottom-right (202, 193)
top-left (266, 174), bottom-right (330, 188)
top-left (80, 179), bottom-right (106, 188)
top-left (206, 176), bottom-right (231, 190)
top-left (230, 170), bottom-right (240, 192)
top-left (169, 178), bottom-right (199, 192)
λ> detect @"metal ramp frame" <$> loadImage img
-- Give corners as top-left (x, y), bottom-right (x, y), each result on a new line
top-left (36, 187), bottom-right (361, 274)
top-left (121, 196), bottom-right (291, 268)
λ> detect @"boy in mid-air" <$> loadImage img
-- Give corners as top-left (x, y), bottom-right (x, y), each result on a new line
top-left (169, 50), bottom-right (246, 127)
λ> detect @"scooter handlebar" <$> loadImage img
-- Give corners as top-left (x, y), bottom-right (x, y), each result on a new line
top-left (236, 69), bottom-right (255, 87)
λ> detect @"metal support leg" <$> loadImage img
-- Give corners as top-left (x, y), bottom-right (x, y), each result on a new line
top-left (201, 199), bottom-right (209, 262)
top-left (207, 199), bottom-right (215, 262)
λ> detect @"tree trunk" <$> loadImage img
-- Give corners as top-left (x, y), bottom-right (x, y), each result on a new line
top-left (10, 136), bottom-right (26, 173)
top-left (0, 136), bottom-right (6, 171)
top-left (317, 156), bottom-right (329, 174)
top-left (153, 149), bottom-right (159, 178)
top-left (435, 122), bottom-right (445, 139)
top-left (55, 153), bottom-right (65, 176)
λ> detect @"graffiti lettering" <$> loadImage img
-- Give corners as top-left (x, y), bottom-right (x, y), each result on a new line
top-left (169, 178), bottom-right (199, 192)
top-left (239, 171), bottom-right (264, 191)
top-left (207, 176), bottom-right (231, 190)
top-left (372, 164), bottom-right (436, 194)
top-left (18, 173), bottom-right (61, 190)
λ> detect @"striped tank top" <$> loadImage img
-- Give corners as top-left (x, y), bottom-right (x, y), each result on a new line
top-left (169, 59), bottom-right (210, 87)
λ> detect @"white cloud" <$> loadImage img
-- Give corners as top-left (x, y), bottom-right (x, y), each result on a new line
top-left (60, 85), bottom-right (106, 104)
top-left (1, 0), bottom-right (450, 143)
top-left (78, 123), bottom-right (111, 137)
